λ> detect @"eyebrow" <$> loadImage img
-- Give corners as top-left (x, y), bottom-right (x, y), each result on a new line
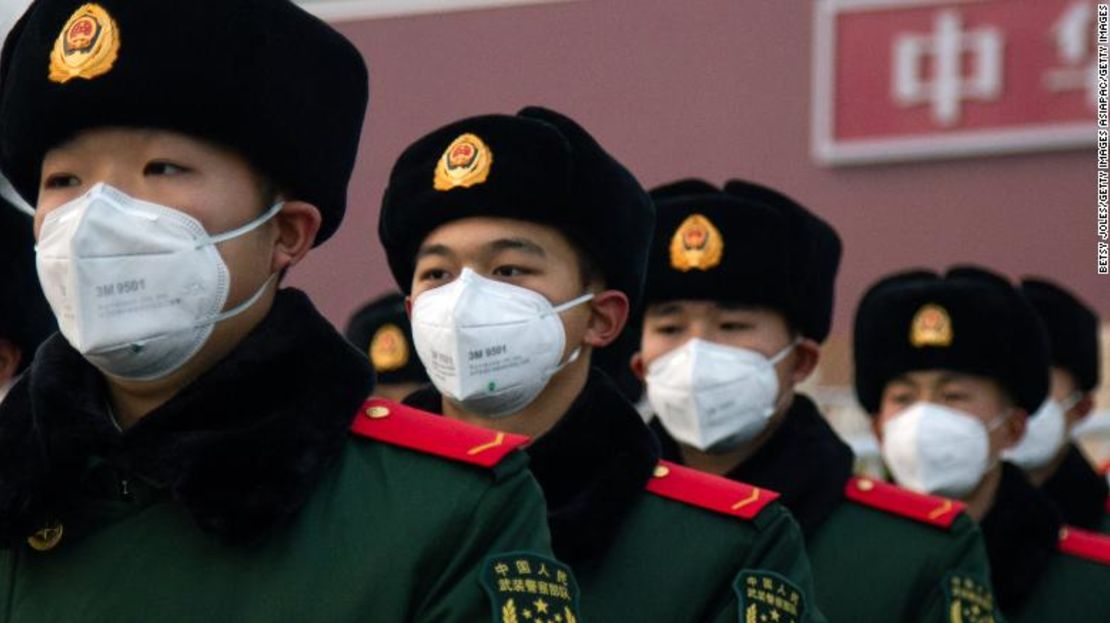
top-left (486, 237), bottom-right (546, 258)
top-left (416, 243), bottom-right (454, 261)
top-left (937, 372), bottom-right (972, 386)
top-left (646, 302), bottom-right (685, 317)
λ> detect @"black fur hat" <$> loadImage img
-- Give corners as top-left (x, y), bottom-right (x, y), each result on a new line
top-left (379, 106), bottom-right (654, 306)
top-left (0, 0), bottom-right (368, 244)
top-left (641, 178), bottom-right (841, 342)
top-left (344, 292), bottom-right (428, 386)
top-left (1020, 278), bottom-right (1100, 393)
top-left (854, 266), bottom-right (1050, 414)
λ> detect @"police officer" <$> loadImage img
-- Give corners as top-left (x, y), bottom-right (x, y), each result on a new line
top-left (633, 179), bottom-right (998, 622)
top-left (345, 291), bottom-right (430, 401)
top-left (1004, 278), bottom-right (1108, 533)
top-left (854, 266), bottom-right (1110, 622)
top-left (0, 2), bottom-right (564, 621)
top-left (0, 193), bottom-right (54, 404)
top-left (379, 108), bottom-right (826, 622)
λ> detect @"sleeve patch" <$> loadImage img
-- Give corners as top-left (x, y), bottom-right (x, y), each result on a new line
top-left (943, 573), bottom-right (999, 623)
top-left (734, 570), bottom-right (805, 623)
top-left (481, 552), bottom-right (581, 623)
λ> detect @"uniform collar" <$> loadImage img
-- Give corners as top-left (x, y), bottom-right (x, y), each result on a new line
top-left (1040, 443), bottom-right (1109, 531)
top-left (0, 289), bottom-right (373, 548)
top-left (980, 462), bottom-right (1063, 613)
top-left (652, 393), bottom-right (854, 536)
top-left (405, 368), bottom-right (659, 564)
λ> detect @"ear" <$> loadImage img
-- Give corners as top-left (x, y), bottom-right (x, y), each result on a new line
top-left (582, 290), bottom-right (629, 348)
top-left (270, 201), bottom-right (322, 273)
top-left (0, 339), bottom-right (22, 385)
top-left (630, 351), bottom-right (645, 382)
top-left (999, 408), bottom-right (1028, 450)
top-left (789, 338), bottom-right (821, 385)
top-left (404, 295), bottom-right (413, 318)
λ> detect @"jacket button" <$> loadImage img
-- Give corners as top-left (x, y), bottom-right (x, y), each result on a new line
top-left (856, 478), bottom-right (875, 492)
top-left (365, 405), bottom-right (391, 419)
top-left (653, 464), bottom-right (670, 478)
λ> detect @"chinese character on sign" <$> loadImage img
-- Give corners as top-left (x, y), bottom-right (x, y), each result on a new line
top-left (893, 9), bottom-right (1004, 127)
top-left (1044, 1), bottom-right (1097, 108)
top-left (814, 0), bottom-right (1094, 165)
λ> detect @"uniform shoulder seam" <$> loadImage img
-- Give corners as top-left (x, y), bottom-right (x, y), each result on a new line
top-left (349, 399), bottom-right (529, 469)
top-left (843, 476), bottom-right (965, 530)
top-left (644, 460), bottom-right (780, 521)
top-left (1058, 526), bottom-right (1110, 565)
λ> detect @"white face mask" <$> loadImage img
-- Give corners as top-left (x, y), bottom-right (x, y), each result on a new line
top-left (35, 183), bottom-right (281, 381)
top-left (410, 268), bottom-right (593, 418)
top-left (881, 402), bottom-right (1008, 498)
top-left (1002, 394), bottom-right (1080, 470)
top-left (646, 338), bottom-right (796, 453)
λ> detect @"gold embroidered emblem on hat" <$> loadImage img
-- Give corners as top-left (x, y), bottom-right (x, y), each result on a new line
top-left (434, 133), bottom-right (493, 191)
top-left (369, 323), bottom-right (409, 372)
top-left (49, 3), bottom-right (120, 84)
top-left (670, 213), bottom-right (723, 272)
top-left (910, 303), bottom-right (954, 348)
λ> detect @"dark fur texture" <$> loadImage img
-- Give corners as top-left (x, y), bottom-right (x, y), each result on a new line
top-left (980, 463), bottom-right (1062, 613)
top-left (0, 289), bottom-right (373, 547)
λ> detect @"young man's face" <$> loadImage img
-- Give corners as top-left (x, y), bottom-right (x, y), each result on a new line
top-left (876, 370), bottom-right (1025, 461)
top-left (634, 301), bottom-right (815, 409)
top-left (410, 216), bottom-right (607, 363)
top-left (36, 127), bottom-right (278, 316)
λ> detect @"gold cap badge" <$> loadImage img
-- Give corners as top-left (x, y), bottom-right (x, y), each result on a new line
top-left (27, 523), bottom-right (64, 552)
top-left (370, 323), bottom-right (409, 372)
top-left (49, 4), bottom-right (120, 84)
top-left (670, 213), bottom-right (724, 272)
top-left (434, 133), bottom-right (492, 191)
top-left (910, 303), bottom-right (953, 348)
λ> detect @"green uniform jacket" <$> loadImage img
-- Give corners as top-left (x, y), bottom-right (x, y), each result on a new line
top-left (982, 462), bottom-right (1110, 622)
top-left (0, 291), bottom-right (564, 623)
top-left (1038, 443), bottom-right (1109, 533)
top-left (407, 371), bottom-right (827, 623)
top-left (655, 395), bottom-right (1000, 623)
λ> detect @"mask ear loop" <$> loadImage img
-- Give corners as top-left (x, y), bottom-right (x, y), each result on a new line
top-left (1060, 391), bottom-right (1084, 413)
top-left (543, 292), bottom-right (596, 376)
top-left (548, 292), bottom-right (596, 315)
top-left (203, 201), bottom-right (284, 248)
top-left (768, 336), bottom-right (804, 366)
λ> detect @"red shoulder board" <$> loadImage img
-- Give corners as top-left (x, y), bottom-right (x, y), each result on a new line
top-left (844, 477), bottom-right (966, 530)
top-left (644, 460), bottom-right (780, 521)
top-left (1058, 526), bottom-right (1110, 565)
top-left (349, 399), bottom-right (529, 468)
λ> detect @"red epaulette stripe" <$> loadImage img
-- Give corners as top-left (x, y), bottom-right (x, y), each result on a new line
top-left (843, 477), bottom-right (965, 530)
top-left (349, 399), bottom-right (529, 468)
top-left (644, 460), bottom-right (780, 521)
top-left (1058, 526), bottom-right (1110, 566)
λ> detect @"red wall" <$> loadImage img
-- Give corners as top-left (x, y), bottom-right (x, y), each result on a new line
top-left (290, 0), bottom-right (1096, 335)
